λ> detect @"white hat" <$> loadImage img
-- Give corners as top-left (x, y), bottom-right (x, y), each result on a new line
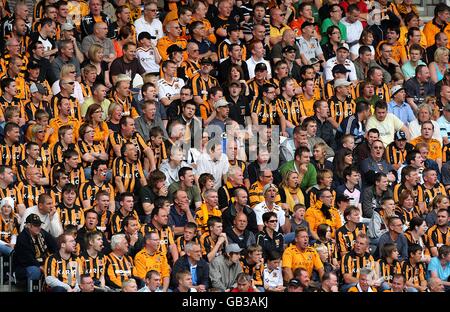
top-left (334, 79), bottom-right (352, 88)
top-left (390, 85), bottom-right (405, 97)
top-left (0, 197), bottom-right (15, 209)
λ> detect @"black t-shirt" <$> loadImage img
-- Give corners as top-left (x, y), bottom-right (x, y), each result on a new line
top-left (81, 60), bottom-right (109, 85)
top-left (226, 95), bottom-right (249, 127)
top-left (109, 57), bottom-right (145, 82)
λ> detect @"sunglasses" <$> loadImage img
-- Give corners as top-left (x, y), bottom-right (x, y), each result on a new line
top-left (268, 219), bottom-right (278, 223)
top-left (65, 81), bottom-right (75, 85)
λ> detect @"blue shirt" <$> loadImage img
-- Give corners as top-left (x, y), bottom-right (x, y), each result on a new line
top-left (427, 256), bottom-right (450, 280)
top-left (387, 100), bottom-right (416, 126)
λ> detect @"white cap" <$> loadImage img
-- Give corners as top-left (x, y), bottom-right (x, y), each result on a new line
top-left (334, 79), bottom-right (352, 88)
top-left (390, 85), bottom-right (405, 97)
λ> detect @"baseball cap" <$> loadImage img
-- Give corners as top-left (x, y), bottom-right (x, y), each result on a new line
top-left (28, 61), bottom-right (40, 70)
top-left (214, 98), bottom-right (230, 109)
top-left (337, 43), bottom-right (350, 51)
top-left (255, 62), bottom-right (268, 72)
top-left (199, 57), bottom-right (213, 65)
top-left (282, 45), bottom-right (296, 54)
top-left (29, 82), bottom-right (46, 94)
top-left (394, 130), bottom-right (407, 141)
top-left (288, 279), bottom-right (302, 287)
top-left (227, 24), bottom-right (240, 33)
top-left (225, 243), bottom-right (242, 254)
top-left (332, 64), bottom-right (350, 74)
top-left (301, 21), bottom-right (317, 29)
top-left (335, 193), bottom-right (350, 203)
top-left (229, 80), bottom-right (241, 87)
top-left (26, 213), bottom-right (43, 226)
top-left (263, 183), bottom-right (278, 195)
top-left (334, 79), bottom-right (352, 88)
top-left (310, 57), bottom-right (321, 65)
top-left (138, 31), bottom-right (155, 41)
top-left (166, 44), bottom-right (185, 54)
top-left (390, 85), bottom-right (405, 97)
top-left (61, 22), bottom-right (75, 31)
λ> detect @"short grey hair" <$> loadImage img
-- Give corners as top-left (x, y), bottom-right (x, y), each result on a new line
top-left (111, 234), bottom-right (126, 250)
top-left (184, 242), bottom-right (200, 254)
top-left (417, 103), bottom-right (432, 115)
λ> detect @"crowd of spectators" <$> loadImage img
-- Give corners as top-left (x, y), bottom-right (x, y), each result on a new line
top-left (0, 0), bottom-right (449, 293)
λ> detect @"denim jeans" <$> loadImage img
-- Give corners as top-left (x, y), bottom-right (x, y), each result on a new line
top-left (0, 244), bottom-right (13, 256)
top-left (25, 266), bottom-right (41, 281)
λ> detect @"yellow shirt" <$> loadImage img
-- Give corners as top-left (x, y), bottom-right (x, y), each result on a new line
top-left (282, 244), bottom-right (324, 278)
top-left (304, 201), bottom-right (342, 238)
top-left (410, 136), bottom-right (442, 161)
top-left (195, 203), bottom-right (222, 235)
top-left (133, 248), bottom-right (170, 280)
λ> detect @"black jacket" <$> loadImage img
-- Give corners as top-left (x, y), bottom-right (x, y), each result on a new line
top-left (14, 228), bottom-right (58, 279)
top-left (170, 255), bottom-right (209, 289)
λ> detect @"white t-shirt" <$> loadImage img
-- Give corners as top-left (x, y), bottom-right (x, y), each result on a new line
top-left (253, 201), bottom-right (285, 232)
top-left (134, 17), bottom-right (164, 45)
top-left (136, 47), bottom-right (160, 73)
top-left (157, 77), bottom-right (185, 101)
top-left (263, 266), bottom-right (283, 289)
top-left (366, 113), bottom-right (404, 147)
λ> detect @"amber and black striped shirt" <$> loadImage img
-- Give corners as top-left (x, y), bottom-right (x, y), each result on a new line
top-left (385, 142), bottom-right (414, 165)
top-left (377, 259), bottom-right (401, 284)
top-left (340, 250), bottom-right (375, 281)
top-left (112, 157), bottom-right (145, 194)
top-left (57, 203), bottom-right (85, 228)
top-left (104, 252), bottom-right (134, 289)
top-left (400, 260), bottom-right (426, 289)
top-left (189, 73), bottom-right (219, 103)
top-left (79, 251), bottom-right (106, 284)
top-left (109, 209), bottom-right (141, 235)
top-left (77, 140), bottom-right (106, 167)
top-left (251, 97), bottom-right (283, 126)
top-left (79, 180), bottom-right (115, 210)
top-left (17, 182), bottom-right (45, 208)
top-left (0, 215), bottom-right (19, 243)
top-left (140, 223), bottom-right (175, 256)
top-left (426, 225), bottom-right (450, 250)
top-left (392, 183), bottom-right (425, 205)
top-left (240, 258), bottom-right (263, 286)
top-left (327, 95), bottom-right (356, 125)
top-left (335, 223), bottom-right (367, 258)
top-left (423, 183), bottom-right (446, 206)
top-left (17, 159), bottom-right (49, 183)
top-left (0, 142), bottom-right (25, 172)
top-left (275, 94), bottom-right (302, 127)
top-left (44, 253), bottom-right (83, 288)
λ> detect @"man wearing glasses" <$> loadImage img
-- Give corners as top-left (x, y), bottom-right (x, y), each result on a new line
top-left (134, 2), bottom-right (163, 44)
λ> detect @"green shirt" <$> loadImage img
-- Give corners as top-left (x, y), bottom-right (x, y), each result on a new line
top-left (320, 18), bottom-right (347, 45)
top-left (279, 161), bottom-right (317, 190)
top-left (167, 181), bottom-right (202, 207)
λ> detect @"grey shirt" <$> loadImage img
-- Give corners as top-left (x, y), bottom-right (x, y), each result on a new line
top-left (81, 35), bottom-right (116, 59)
top-left (209, 255), bottom-right (243, 291)
top-left (50, 55), bottom-right (81, 80)
top-left (134, 115), bottom-right (167, 142)
top-left (377, 232), bottom-right (409, 261)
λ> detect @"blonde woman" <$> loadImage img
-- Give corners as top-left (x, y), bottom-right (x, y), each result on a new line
top-left (106, 102), bottom-right (123, 133)
top-left (279, 170), bottom-right (305, 214)
top-left (85, 43), bottom-right (112, 88)
top-left (51, 63), bottom-right (85, 104)
top-left (429, 47), bottom-right (450, 84)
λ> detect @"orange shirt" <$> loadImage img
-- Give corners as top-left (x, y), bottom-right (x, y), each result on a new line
top-left (410, 136), bottom-right (442, 161)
